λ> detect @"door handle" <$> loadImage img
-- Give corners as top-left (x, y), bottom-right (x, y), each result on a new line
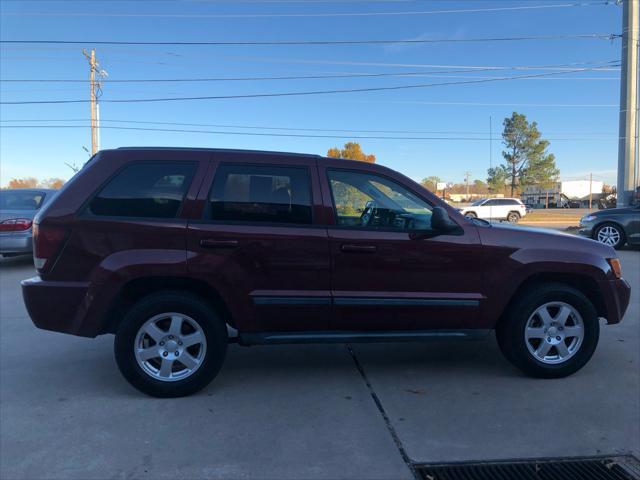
top-left (199, 239), bottom-right (239, 249)
top-left (341, 244), bottom-right (377, 253)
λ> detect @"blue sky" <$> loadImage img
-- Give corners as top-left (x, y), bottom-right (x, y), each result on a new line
top-left (0, 0), bottom-right (624, 186)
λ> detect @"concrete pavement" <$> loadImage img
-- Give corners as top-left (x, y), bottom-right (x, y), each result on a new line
top-left (0, 250), bottom-right (638, 479)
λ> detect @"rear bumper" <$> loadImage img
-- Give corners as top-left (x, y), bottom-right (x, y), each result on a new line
top-left (0, 233), bottom-right (32, 255)
top-left (603, 278), bottom-right (631, 324)
top-left (21, 276), bottom-right (93, 336)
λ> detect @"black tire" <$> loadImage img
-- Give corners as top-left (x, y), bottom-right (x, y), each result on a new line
top-left (114, 291), bottom-right (228, 398)
top-left (593, 222), bottom-right (626, 250)
top-left (496, 283), bottom-right (599, 379)
top-left (464, 211), bottom-right (477, 219)
top-left (507, 211), bottom-right (520, 224)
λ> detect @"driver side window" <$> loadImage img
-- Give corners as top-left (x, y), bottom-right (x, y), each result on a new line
top-left (328, 169), bottom-right (432, 231)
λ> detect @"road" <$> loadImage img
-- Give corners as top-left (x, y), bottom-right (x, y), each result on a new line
top-left (1, 249), bottom-right (638, 480)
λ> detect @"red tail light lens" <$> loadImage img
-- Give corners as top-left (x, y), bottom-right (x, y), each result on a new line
top-left (0, 218), bottom-right (32, 232)
top-left (33, 223), bottom-right (67, 273)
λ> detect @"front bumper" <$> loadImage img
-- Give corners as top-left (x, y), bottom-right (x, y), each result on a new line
top-left (577, 218), bottom-right (597, 239)
top-left (603, 278), bottom-right (631, 324)
top-left (0, 232), bottom-right (32, 255)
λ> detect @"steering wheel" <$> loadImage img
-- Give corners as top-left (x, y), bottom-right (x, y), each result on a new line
top-left (360, 200), bottom-right (376, 226)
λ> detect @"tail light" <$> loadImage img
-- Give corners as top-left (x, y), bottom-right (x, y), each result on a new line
top-left (0, 218), bottom-right (32, 232)
top-left (33, 223), bottom-right (67, 273)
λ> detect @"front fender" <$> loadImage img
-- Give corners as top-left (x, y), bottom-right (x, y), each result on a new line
top-left (480, 246), bottom-right (614, 328)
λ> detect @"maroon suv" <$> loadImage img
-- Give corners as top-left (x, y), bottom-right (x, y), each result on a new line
top-left (22, 148), bottom-right (631, 397)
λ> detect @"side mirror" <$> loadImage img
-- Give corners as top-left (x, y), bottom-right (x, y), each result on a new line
top-left (431, 207), bottom-right (461, 234)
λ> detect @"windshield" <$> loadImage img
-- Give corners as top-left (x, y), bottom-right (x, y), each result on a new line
top-left (0, 191), bottom-right (45, 210)
top-left (471, 199), bottom-right (486, 206)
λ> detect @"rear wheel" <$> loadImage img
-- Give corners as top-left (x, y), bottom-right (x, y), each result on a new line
top-left (507, 211), bottom-right (520, 224)
top-left (594, 222), bottom-right (626, 249)
top-left (496, 283), bottom-right (599, 378)
top-left (114, 291), bottom-right (227, 397)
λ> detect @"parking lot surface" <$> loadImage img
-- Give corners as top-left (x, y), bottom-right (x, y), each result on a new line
top-left (1, 249), bottom-right (638, 480)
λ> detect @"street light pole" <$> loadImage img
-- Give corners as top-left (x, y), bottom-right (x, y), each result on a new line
top-left (617, 0), bottom-right (639, 207)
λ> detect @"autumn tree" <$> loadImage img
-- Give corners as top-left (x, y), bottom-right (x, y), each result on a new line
top-left (488, 112), bottom-right (559, 196)
top-left (420, 176), bottom-right (441, 191)
top-left (327, 142), bottom-right (376, 163)
top-left (472, 179), bottom-right (489, 194)
top-left (40, 178), bottom-right (66, 189)
top-left (7, 177), bottom-right (38, 189)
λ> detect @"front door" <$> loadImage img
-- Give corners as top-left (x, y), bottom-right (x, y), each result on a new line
top-left (319, 163), bottom-right (484, 331)
top-left (187, 153), bottom-right (330, 333)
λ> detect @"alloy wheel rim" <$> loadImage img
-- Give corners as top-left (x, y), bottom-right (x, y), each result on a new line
top-left (596, 226), bottom-right (620, 246)
top-left (134, 312), bottom-right (207, 382)
top-left (524, 302), bottom-right (584, 365)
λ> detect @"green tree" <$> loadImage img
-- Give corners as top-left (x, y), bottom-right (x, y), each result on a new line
top-left (487, 165), bottom-right (509, 194)
top-left (420, 176), bottom-right (441, 191)
top-left (327, 142), bottom-right (376, 163)
top-left (489, 112), bottom-right (559, 196)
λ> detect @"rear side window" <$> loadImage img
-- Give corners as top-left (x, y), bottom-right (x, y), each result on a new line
top-left (89, 162), bottom-right (196, 218)
top-left (208, 164), bottom-right (312, 224)
top-left (0, 191), bottom-right (45, 210)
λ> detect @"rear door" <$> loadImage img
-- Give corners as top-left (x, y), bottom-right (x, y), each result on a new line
top-left (319, 160), bottom-right (484, 331)
top-left (481, 199), bottom-right (501, 219)
top-left (187, 152), bottom-right (331, 333)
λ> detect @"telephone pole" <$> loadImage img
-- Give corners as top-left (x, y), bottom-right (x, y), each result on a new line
top-left (617, 0), bottom-right (639, 207)
top-left (464, 171), bottom-right (472, 199)
top-left (83, 49), bottom-right (107, 155)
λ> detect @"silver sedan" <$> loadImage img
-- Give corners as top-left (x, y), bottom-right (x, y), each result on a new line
top-left (0, 189), bottom-right (56, 257)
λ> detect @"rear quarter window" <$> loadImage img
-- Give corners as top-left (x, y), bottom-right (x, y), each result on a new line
top-left (88, 162), bottom-right (196, 218)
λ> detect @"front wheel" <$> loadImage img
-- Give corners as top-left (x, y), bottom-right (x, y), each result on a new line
top-left (115, 291), bottom-right (228, 397)
top-left (496, 283), bottom-right (599, 378)
top-left (464, 211), bottom-right (477, 219)
top-left (594, 223), bottom-right (626, 249)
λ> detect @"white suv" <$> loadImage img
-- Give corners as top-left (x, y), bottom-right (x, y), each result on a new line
top-left (459, 198), bottom-right (527, 223)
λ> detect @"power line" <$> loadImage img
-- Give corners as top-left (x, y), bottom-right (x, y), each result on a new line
top-left (0, 124), bottom-right (619, 141)
top-left (0, 118), bottom-right (619, 136)
top-left (0, 0), bottom-right (613, 3)
top-left (0, 33), bottom-right (620, 46)
top-left (0, 2), bottom-right (609, 18)
top-left (0, 65), bottom-right (615, 105)
top-left (352, 99), bottom-right (619, 108)
top-left (0, 61), bottom-right (620, 83)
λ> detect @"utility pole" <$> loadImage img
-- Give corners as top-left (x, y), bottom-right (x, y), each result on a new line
top-left (83, 49), bottom-right (107, 155)
top-left (589, 173), bottom-right (593, 209)
top-left (464, 171), bottom-right (471, 200)
top-left (617, 0), bottom-right (639, 207)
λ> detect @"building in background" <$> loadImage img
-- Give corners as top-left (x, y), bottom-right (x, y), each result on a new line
top-left (520, 180), bottom-right (604, 208)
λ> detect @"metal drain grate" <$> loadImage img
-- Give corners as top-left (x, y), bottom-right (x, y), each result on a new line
top-left (415, 455), bottom-right (640, 480)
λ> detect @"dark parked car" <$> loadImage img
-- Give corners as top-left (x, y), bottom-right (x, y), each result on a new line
top-left (0, 189), bottom-right (56, 257)
top-left (578, 206), bottom-right (640, 249)
top-left (22, 148), bottom-right (630, 397)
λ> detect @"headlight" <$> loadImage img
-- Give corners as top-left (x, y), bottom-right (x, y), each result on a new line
top-left (581, 215), bottom-right (596, 223)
